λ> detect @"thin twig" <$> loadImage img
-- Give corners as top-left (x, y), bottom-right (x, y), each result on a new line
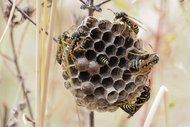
top-left (9, 26), bottom-right (34, 121)
top-left (89, 111), bottom-right (94, 127)
top-left (41, 0), bottom-right (56, 126)
top-left (8, 0), bottom-right (35, 24)
top-left (0, 0), bottom-right (17, 45)
top-left (79, 0), bottom-right (88, 5)
top-left (0, 51), bottom-right (13, 62)
top-left (96, 0), bottom-right (111, 7)
top-left (7, 0), bottom-right (57, 42)
top-left (35, 0), bottom-right (42, 127)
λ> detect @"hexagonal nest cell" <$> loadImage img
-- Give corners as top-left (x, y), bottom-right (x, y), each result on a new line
top-left (60, 16), bottom-right (158, 112)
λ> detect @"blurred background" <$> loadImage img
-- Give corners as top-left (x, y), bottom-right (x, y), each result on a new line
top-left (0, 0), bottom-right (190, 127)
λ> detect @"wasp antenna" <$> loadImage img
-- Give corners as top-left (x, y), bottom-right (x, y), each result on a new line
top-left (148, 43), bottom-right (154, 51)
top-left (107, 8), bottom-right (116, 14)
top-left (65, 25), bottom-right (76, 32)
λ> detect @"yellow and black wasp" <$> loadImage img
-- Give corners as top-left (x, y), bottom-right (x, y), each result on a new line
top-left (56, 27), bottom-right (89, 64)
top-left (108, 9), bottom-right (146, 35)
top-left (70, 28), bottom-right (89, 51)
top-left (128, 53), bottom-right (159, 74)
top-left (120, 86), bottom-right (151, 118)
top-left (120, 103), bottom-right (140, 118)
top-left (56, 31), bottom-right (71, 65)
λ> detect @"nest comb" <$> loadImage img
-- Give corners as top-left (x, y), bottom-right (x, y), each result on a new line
top-left (61, 16), bottom-right (151, 112)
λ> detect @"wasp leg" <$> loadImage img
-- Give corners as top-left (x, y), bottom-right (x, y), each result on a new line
top-left (80, 36), bottom-right (90, 41)
top-left (68, 50), bottom-right (76, 62)
top-left (121, 22), bottom-right (127, 34)
top-left (76, 42), bottom-right (86, 51)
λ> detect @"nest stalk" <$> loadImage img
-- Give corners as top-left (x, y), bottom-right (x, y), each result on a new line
top-left (79, 0), bottom-right (111, 16)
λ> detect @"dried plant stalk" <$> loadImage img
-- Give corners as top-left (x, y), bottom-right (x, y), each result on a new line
top-left (40, 0), bottom-right (48, 126)
top-left (89, 111), bottom-right (94, 127)
top-left (143, 85), bottom-right (168, 127)
top-left (41, 0), bottom-right (56, 126)
top-left (7, 0), bottom-right (57, 43)
top-left (35, 0), bottom-right (42, 127)
top-left (0, 0), bottom-right (17, 45)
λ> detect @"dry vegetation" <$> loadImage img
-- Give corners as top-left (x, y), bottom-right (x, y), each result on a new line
top-left (0, 0), bottom-right (190, 127)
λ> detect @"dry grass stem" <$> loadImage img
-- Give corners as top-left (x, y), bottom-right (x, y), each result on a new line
top-left (143, 85), bottom-right (168, 127)
top-left (40, 0), bottom-right (48, 126)
top-left (35, 0), bottom-right (42, 127)
top-left (0, 0), bottom-right (17, 45)
top-left (41, 0), bottom-right (56, 126)
top-left (7, 0), bottom-right (57, 42)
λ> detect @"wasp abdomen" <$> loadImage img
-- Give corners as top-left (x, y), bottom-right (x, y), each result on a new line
top-left (97, 54), bottom-right (109, 65)
top-left (128, 59), bottom-right (143, 69)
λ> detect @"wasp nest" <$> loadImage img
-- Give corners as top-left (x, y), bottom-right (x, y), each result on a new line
top-left (61, 16), bottom-right (153, 112)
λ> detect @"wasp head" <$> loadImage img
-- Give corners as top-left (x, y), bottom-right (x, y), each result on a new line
top-left (71, 29), bottom-right (89, 40)
top-left (141, 53), bottom-right (159, 70)
top-left (148, 53), bottom-right (159, 65)
top-left (58, 31), bottom-right (70, 44)
top-left (71, 31), bottom-right (80, 40)
top-left (115, 12), bottom-right (128, 20)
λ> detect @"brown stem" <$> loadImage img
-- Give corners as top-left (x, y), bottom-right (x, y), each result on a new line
top-left (96, 0), bottom-right (111, 7)
top-left (88, 0), bottom-right (94, 16)
top-left (79, 0), bottom-right (88, 5)
top-left (9, 26), bottom-right (34, 121)
top-left (89, 111), bottom-right (94, 127)
top-left (79, 0), bottom-right (111, 16)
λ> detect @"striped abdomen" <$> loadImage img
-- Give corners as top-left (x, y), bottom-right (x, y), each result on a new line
top-left (127, 19), bottom-right (139, 34)
top-left (120, 103), bottom-right (141, 118)
top-left (128, 59), bottom-right (143, 69)
top-left (97, 55), bottom-right (109, 65)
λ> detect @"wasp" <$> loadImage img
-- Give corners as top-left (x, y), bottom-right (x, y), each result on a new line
top-left (97, 54), bottom-right (109, 65)
top-left (108, 9), bottom-right (146, 35)
top-left (56, 31), bottom-right (71, 64)
top-left (57, 28), bottom-right (89, 64)
top-left (128, 53), bottom-right (159, 74)
top-left (120, 86), bottom-right (151, 118)
top-left (120, 103), bottom-right (140, 118)
top-left (68, 28), bottom-right (89, 60)
top-left (136, 86), bottom-right (151, 105)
